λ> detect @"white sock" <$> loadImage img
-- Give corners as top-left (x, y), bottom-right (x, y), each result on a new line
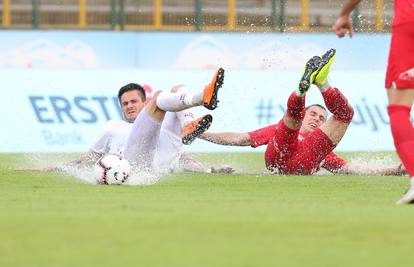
top-left (410, 178), bottom-right (414, 187)
top-left (191, 92), bottom-right (203, 106)
top-left (156, 91), bottom-right (202, 112)
top-left (176, 86), bottom-right (204, 107)
top-left (176, 110), bottom-right (196, 129)
top-left (317, 81), bottom-right (331, 93)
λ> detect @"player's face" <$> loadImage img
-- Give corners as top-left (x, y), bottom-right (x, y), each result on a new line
top-left (302, 106), bottom-right (327, 133)
top-left (120, 90), bottom-right (145, 123)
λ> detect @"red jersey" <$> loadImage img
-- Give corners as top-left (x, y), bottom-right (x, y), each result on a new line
top-left (393, 0), bottom-right (414, 26)
top-left (248, 122), bottom-right (346, 175)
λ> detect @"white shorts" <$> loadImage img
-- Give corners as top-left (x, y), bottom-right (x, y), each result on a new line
top-left (123, 109), bottom-right (161, 171)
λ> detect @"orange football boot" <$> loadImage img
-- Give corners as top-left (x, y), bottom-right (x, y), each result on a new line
top-left (181, 114), bottom-right (213, 145)
top-left (203, 68), bottom-right (224, 110)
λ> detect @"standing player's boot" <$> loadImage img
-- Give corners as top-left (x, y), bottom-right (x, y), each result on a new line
top-left (182, 114), bottom-right (213, 145)
top-left (396, 181), bottom-right (414, 205)
top-left (314, 48), bottom-right (336, 86)
top-left (203, 68), bottom-right (225, 110)
top-left (298, 56), bottom-right (322, 95)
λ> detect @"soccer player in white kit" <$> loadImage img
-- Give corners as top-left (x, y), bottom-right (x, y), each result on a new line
top-left (60, 68), bottom-right (229, 173)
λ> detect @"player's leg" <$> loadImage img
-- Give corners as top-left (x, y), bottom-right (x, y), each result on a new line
top-left (290, 50), bottom-right (349, 174)
top-left (166, 85), bottom-right (214, 145)
top-left (284, 55), bottom-right (321, 130)
top-left (264, 55), bottom-right (322, 173)
top-left (124, 88), bottom-right (210, 170)
top-left (264, 119), bottom-right (301, 173)
top-left (385, 23), bottom-right (414, 204)
top-left (155, 68), bottom-right (224, 112)
top-left (126, 66), bottom-right (224, 164)
top-left (389, 89), bottom-right (414, 205)
top-left (153, 111), bottom-right (183, 173)
top-left (314, 49), bottom-right (354, 145)
top-left (162, 85), bottom-right (197, 132)
top-left (387, 89), bottom-right (414, 183)
top-left (317, 87), bottom-right (354, 145)
top-left (123, 91), bottom-right (164, 171)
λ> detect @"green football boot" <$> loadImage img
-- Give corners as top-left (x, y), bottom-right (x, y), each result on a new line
top-left (314, 48), bottom-right (336, 86)
top-left (298, 56), bottom-right (322, 95)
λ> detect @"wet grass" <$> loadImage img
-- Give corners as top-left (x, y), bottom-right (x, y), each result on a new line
top-left (0, 152), bottom-right (412, 267)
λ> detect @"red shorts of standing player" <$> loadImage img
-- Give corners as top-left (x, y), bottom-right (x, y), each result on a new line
top-left (385, 23), bottom-right (414, 90)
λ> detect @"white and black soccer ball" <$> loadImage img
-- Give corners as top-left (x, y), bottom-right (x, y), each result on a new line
top-left (94, 154), bottom-right (131, 185)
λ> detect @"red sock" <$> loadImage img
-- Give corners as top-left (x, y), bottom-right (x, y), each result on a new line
top-left (286, 92), bottom-right (305, 121)
top-left (322, 87), bottom-right (354, 123)
top-left (388, 104), bottom-right (414, 177)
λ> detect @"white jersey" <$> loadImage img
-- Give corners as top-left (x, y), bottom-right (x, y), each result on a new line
top-left (91, 120), bottom-right (132, 156)
top-left (91, 112), bottom-right (185, 172)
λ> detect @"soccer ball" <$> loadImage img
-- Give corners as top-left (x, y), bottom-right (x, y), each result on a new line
top-left (94, 154), bottom-right (131, 185)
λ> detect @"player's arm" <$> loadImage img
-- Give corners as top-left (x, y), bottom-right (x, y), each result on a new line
top-left (17, 124), bottom-right (113, 172)
top-left (61, 150), bottom-right (102, 170)
top-left (178, 153), bottom-right (235, 174)
top-left (199, 132), bottom-right (252, 146)
top-left (337, 163), bottom-right (407, 176)
top-left (322, 152), bottom-right (407, 176)
top-left (16, 150), bottom-right (102, 172)
top-left (61, 129), bottom-right (113, 170)
top-left (333, 0), bottom-right (363, 38)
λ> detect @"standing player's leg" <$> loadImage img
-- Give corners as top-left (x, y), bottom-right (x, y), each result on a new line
top-left (388, 90), bottom-right (414, 205)
top-left (385, 24), bottom-right (414, 204)
top-left (314, 49), bottom-right (354, 145)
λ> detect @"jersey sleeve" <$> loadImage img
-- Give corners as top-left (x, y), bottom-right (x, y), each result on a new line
top-left (90, 120), bottom-right (119, 154)
top-left (248, 124), bottom-right (276, 148)
top-left (90, 131), bottom-right (111, 154)
top-left (322, 152), bottom-right (347, 173)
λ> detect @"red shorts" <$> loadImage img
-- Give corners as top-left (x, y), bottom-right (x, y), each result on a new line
top-left (264, 121), bottom-right (336, 175)
top-left (385, 23), bottom-right (414, 89)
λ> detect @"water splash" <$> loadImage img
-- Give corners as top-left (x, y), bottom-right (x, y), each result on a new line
top-left (17, 153), bottom-right (161, 186)
top-left (16, 152), bottom-right (403, 186)
top-left (63, 165), bottom-right (161, 186)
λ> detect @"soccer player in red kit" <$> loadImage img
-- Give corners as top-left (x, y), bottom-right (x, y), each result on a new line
top-left (333, 0), bottom-right (414, 204)
top-left (201, 49), bottom-right (405, 177)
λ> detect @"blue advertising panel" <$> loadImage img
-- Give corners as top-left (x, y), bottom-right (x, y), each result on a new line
top-left (0, 68), bottom-right (394, 153)
top-left (0, 31), bottom-right (395, 153)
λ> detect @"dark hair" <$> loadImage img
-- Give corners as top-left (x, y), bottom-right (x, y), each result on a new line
top-left (118, 83), bottom-right (146, 102)
top-left (306, 104), bottom-right (326, 111)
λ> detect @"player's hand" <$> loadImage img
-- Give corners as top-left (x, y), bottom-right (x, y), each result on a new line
top-left (396, 163), bottom-right (407, 175)
top-left (332, 16), bottom-right (353, 38)
top-left (210, 166), bottom-right (235, 174)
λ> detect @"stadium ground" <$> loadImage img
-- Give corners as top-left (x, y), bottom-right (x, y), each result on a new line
top-left (1, 152), bottom-right (413, 267)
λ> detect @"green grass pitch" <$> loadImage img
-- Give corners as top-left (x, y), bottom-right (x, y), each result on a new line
top-left (1, 152), bottom-right (413, 267)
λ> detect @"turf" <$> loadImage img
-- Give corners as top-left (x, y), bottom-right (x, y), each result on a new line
top-left (1, 153), bottom-right (413, 267)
